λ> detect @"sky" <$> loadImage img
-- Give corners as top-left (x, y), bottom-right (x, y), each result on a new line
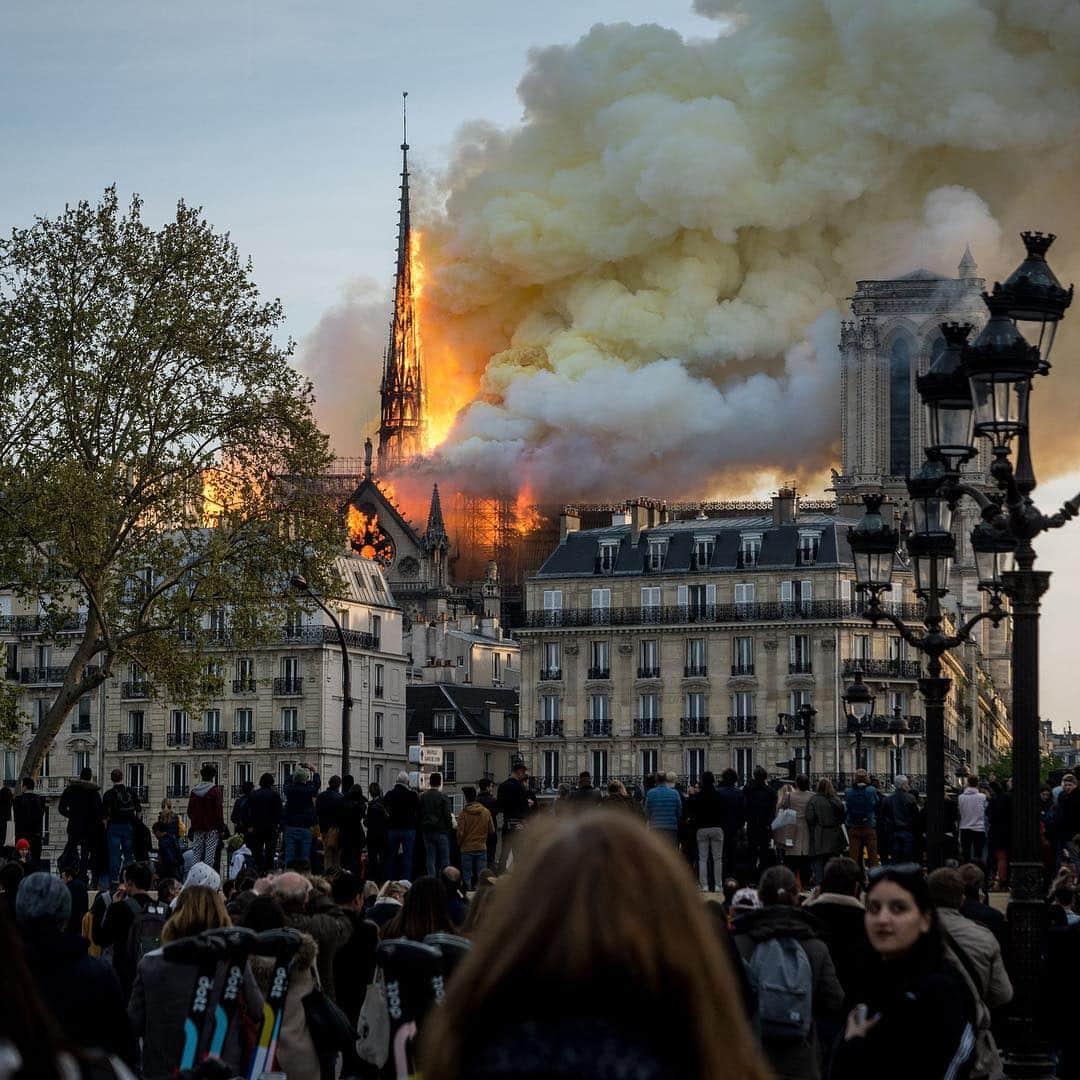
top-left (2, 0), bottom-right (1078, 733)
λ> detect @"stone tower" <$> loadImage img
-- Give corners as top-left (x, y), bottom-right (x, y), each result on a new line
top-left (377, 92), bottom-right (427, 474)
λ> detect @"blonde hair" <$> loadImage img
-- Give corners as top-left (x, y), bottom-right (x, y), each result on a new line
top-left (158, 799), bottom-right (175, 822)
top-left (161, 885), bottom-right (231, 943)
top-left (420, 814), bottom-right (769, 1079)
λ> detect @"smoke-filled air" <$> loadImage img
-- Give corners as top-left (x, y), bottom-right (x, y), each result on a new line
top-left (306, 0), bottom-right (1080, 502)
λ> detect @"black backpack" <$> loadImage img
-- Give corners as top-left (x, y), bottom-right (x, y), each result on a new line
top-left (126, 899), bottom-right (169, 966)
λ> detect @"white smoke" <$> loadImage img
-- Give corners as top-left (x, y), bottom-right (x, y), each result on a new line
top-left (367, 0), bottom-right (1080, 497)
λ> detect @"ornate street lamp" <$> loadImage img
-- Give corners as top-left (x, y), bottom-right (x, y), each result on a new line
top-left (888, 706), bottom-right (910, 786)
top-left (842, 672), bottom-right (876, 778)
top-left (917, 321), bottom-right (977, 474)
top-left (847, 493), bottom-right (898, 597)
top-left (971, 517), bottom-right (1017, 599)
top-left (776, 703), bottom-right (817, 776)
top-left (905, 459), bottom-right (956, 598)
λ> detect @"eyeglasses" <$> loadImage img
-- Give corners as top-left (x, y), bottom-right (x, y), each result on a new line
top-left (868, 862), bottom-right (922, 883)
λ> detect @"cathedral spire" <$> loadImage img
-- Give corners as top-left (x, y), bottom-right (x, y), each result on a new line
top-left (958, 244), bottom-right (978, 279)
top-left (425, 483), bottom-right (448, 541)
top-left (377, 91), bottom-right (427, 474)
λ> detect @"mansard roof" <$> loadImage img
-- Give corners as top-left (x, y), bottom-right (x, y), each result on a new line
top-left (534, 513), bottom-right (852, 578)
top-left (406, 683), bottom-right (519, 740)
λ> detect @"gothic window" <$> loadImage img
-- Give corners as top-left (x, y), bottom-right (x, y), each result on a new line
top-left (889, 335), bottom-right (913, 477)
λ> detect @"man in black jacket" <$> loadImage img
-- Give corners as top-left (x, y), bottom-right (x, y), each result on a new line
top-left (101, 768), bottom-right (141, 887)
top-left (569, 771), bottom-right (603, 809)
top-left (364, 782), bottom-right (389, 884)
top-left (384, 771), bottom-right (421, 880)
top-left (881, 774), bottom-right (919, 863)
top-left (58, 768), bottom-right (103, 882)
top-left (246, 771), bottom-right (283, 872)
top-left (13, 777), bottom-right (46, 869)
top-left (496, 760), bottom-right (531, 872)
top-left (316, 775), bottom-right (346, 874)
top-left (17, 871), bottom-right (136, 1067)
top-left (958, 862), bottom-right (1008, 951)
top-left (803, 856), bottom-right (873, 1006)
top-left (742, 766), bottom-right (778, 878)
top-left (687, 769), bottom-right (744, 891)
top-left (477, 777), bottom-right (499, 867)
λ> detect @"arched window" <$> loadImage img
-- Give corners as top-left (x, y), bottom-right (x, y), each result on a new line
top-left (889, 336), bottom-right (912, 476)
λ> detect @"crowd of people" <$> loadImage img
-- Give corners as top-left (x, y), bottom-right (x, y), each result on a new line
top-left (0, 759), bottom-right (1078, 1079)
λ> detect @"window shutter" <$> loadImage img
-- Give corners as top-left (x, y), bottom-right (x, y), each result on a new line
top-left (789, 636), bottom-right (797, 665)
top-left (677, 584), bottom-right (688, 606)
top-left (840, 578), bottom-right (851, 603)
top-left (801, 579), bottom-right (813, 602)
top-left (780, 580), bottom-right (793, 602)
top-left (705, 583), bottom-right (716, 606)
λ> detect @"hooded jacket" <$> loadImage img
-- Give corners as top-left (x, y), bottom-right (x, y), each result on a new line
top-left (186, 781), bottom-right (225, 833)
top-left (732, 905), bottom-right (845, 1080)
top-left (58, 778), bottom-right (103, 836)
top-left (250, 931), bottom-right (320, 1080)
top-left (457, 800), bottom-right (495, 853)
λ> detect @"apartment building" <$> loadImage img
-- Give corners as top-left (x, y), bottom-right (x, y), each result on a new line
top-left (514, 493), bottom-right (1011, 793)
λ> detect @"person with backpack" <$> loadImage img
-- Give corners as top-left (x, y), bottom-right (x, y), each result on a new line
top-left (845, 770), bottom-right (881, 870)
top-left (96, 860), bottom-right (169, 1001)
top-left (58, 767), bottom-right (103, 882)
top-left (187, 763), bottom-right (227, 871)
top-left (101, 768), bottom-right (141, 887)
top-left (732, 865), bottom-right (844, 1079)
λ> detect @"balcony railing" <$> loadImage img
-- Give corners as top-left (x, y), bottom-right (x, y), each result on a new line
top-left (728, 715), bottom-right (758, 735)
top-left (193, 732), bottom-right (227, 750)
top-left (166, 731), bottom-right (190, 747)
top-left (272, 677), bottom-right (304, 696)
top-left (538, 668), bottom-right (562, 681)
top-left (279, 625), bottom-right (378, 650)
top-left (70, 720), bottom-right (92, 734)
top-left (131, 786), bottom-right (149, 803)
top-left (586, 667), bottom-right (610, 679)
top-left (850, 714), bottom-right (925, 735)
top-left (519, 599), bottom-right (925, 629)
top-left (122, 681), bottom-right (153, 699)
top-left (684, 665), bottom-right (708, 677)
top-left (583, 718), bottom-right (612, 737)
top-left (270, 729), bottom-right (306, 748)
top-left (534, 720), bottom-right (563, 738)
top-left (841, 658), bottom-right (923, 679)
top-left (232, 730), bottom-right (256, 746)
top-left (0, 613), bottom-right (88, 636)
top-left (118, 732), bottom-right (152, 751)
top-left (680, 716), bottom-right (710, 736)
top-left (232, 678), bottom-right (257, 693)
top-left (633, 717), bottom-right (663, 737)
top-left (789, 662), bottom-right (813, 675)
top-left (21, 666), bottom-right (69, 685)
top-left (637, 666), bottom-right (661, 679)
top-left (166, 784), bottom-right (188, 799)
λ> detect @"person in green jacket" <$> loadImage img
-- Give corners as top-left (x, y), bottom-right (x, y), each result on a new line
top-left (420, 772), bottom-right (453, 877)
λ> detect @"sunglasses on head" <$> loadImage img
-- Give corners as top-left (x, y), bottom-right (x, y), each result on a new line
top-left (868, 862), bottom-right (922, 883)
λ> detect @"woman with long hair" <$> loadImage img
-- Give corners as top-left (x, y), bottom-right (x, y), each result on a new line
top-left (156, 798), bottom-right (181, 839)
top-left (419, 814), bottom-right (770, 1079)
top-left (380, 874), bottom-right (457, 940)
top-left (829, 865), bottom-right (977, 1079)
top-left (806, 778), bottom-right (846, 887)
top-left (129, 886), bottom-right (262, 1080)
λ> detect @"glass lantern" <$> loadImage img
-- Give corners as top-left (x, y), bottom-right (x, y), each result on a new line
top-left (971, 519), bottom-right (1017, 594)
top-left (847, 493), bottom-right (898, 593)
top-left (843, 672), bottom-right (876, 724)
top-left (917, 322), bottom-right (976, 473)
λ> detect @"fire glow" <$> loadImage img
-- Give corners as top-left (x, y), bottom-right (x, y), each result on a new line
top-left (347, 504), bottom-right (381, 559)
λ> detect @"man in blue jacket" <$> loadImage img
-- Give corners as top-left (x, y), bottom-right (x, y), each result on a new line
top-left (844, 769), bottom-right (880, 869)
top-left (282, 763), bottom-right (321, 866)
top-left (644, 771), bottom-right (683, 846)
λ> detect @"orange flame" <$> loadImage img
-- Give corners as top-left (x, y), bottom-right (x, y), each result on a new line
top-left (202, 468), bottom-right (226, 526)
top-left (515, 486), bottom-right (543, 536)
top-left (347, 505), bottom-right (381, 560)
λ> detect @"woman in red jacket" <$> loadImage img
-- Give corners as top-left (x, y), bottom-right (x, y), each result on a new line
top-left (186, 763), bottom-right (226, 871)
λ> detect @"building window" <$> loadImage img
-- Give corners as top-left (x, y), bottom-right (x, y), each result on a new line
top-left (731, 691), bottom-right (753, 717)
top-left (542, 750), bottom-right (560, 790)
top-left (374, 764), bottom-right (383, 788)
top-left (732, 636), bottom-right (754, 675)
top-left (638, 692), bottom-right (660, 720)
top-left (591, 588), bottom-right (612, 620)
top-left (739, 535), bottom-right (761, 567)
top-left (790, 634), bottom-right (812, 674)
top-left (280, 708), bottom-right (298, 733)
top-left (3, 751), bottom-right (17, 784)
top-left (203, 709), bottom-right (220, 734)
top-left (280, 656), bottom-right (299, 682)
top-left (236, 657), bottom-right (254, 688)
top-left (542, 641), bottom-right (561, 680)
top-left (853, 634), bottom-right (871, 661)
top-left (73, 750), bottom-right (90, 775)
top-left (692, 537), bottom-right (714, 568)
top-left (541, 696), bottom-right (560, 724)
top-left (854, 746), bottom-right (870, 772)
top-left (640, 749), bottom-right (658, 781)
top-left (647, 539), bottom-right (666, 571)
top-left (640, 586), bottom-right (661, 617)
top-left (685, 692), bottom-right (706, 719)
top-left (127, 763), bottom-right (145, 791)
top-left (589, 640), bottom-right (610, 677)
top-left (374, 711), bottom-right (384, 749)
top-left (680, 583), bottom-right (714, 616)
top-left (734, 747), bottom-right (753, 782)
top-left (128, 710), bottom-right (144, 736)
top-left (685, 637), bottom-right (706, 675)
top-left (234, 708), bottom-right (253, 736)
top-left (790, 688), bottom-right (813, 712)
top-left (504, 713), bottom-right (519, 740)
top-left (889, 335), bottom-right (912, 476)
top-left (888, 636), bottom-right (904, 662)
top-left (591, 749), bottom-right (609, 786)
top-left (170, 710), bottom-right (188, 737)
top-left (734, 582), bottom-right (755, 607)
top-left (169, 761), bottom-right (188, 793)
top-left (598, 541), bottom-right (619, 573)
top-left (5, 644), bottom-right (17, 680)
top-left (492, 652), bottom-right (501, 683)
top-left (588, 694), bottom-right (610, 721)
top-left (433, 711), bottom-right (455, 734)
top-left (234, 761), bottom-right (253, 788)
top-left (74, 695), bottom-right (91, 732)
top-left (542, 590), bottom-right (563, 622)
top-left (374, 663), bottom-right (385, 698)
top-left (279, 761), bottom-right (297, 787)
top-left (687, 748), bottom-right (705, 785)
top-left (639, 639), bottom-right (659, 678)
top-left (443, 751), bottom-right (456, 783)
top-left (371, 614), bottom-right (382, 649)
top-left (798, 531), bottom-right (821, 565)
top-left (780, 580), bottom-right (813, 608)
top-left (887, 690), bottom-right (906, 715)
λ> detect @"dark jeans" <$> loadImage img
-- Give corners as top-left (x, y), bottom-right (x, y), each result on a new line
top-left (366, 841), bottom-right (386, 885)
top-left (106, 822), bottom-right (135, 885)
top-left (747, 826), bottom-right (774, 878)
top-left (960, 828), bottom-right (986, 865)
top-left (388, 828), bottom-right (415, 881)
top-left (250, 827), bottom-right (277, 873)
top-left (61, 833), bottom-right (95, 880)
top-left (890, 830), bottom-right (916, 863)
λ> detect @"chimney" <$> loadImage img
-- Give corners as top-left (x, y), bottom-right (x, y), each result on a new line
top-left (560, 506), bottom-right (581, 542)
top-left (628, 499), bottom-right (650, 544)
top-left (772, 483), bottom-right (799, 526)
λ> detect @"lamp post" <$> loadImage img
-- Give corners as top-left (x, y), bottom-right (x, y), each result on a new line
top-left (888, 705), bottom-right (909, 787)
top-left (842, 670), bottom-right (876, 784)
top-left (850, 231), bottom-right (1075, 1079)
top-left (291, 574), bottom-right (353, 777)
top-left (776, 703), bottom-right (817, 776)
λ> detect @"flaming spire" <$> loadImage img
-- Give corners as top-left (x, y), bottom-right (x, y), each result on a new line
top-left (377, 90), bottom-right (427, 473)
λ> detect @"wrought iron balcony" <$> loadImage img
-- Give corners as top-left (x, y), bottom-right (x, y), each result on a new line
top-left (789, 662), bottom-right (813, 675)
top-left (232, 678), bottom-right (257, 694)
top-left (278, 625), bottom-right (378, 649)
top-left (70, 720), bottom-right (92, 734)
top-left (637, 666), bottom-right (661, 679)
top-left (519, 599), bottom-right (926, 629)
top-left (166, 784), bottom-right (188, 799)
top-left (20, 666), bottom-right (68, 684)
top-left (586, 667), bottom-right (610, 679)
top-left (270, 729), bottom-right (306, 748)
top-left (582, 718), bottom-right (612, 737)
top-left (534, 720), bottom-right (563, 738)
top-left (272, 677), bottom-right (304, 696)
top-left (166, 731), bottom-right (190, 747)
top-left (122, 681), bottom-right (153, 699)
top-left (193, 732), bottom-right (227, 750)
top-left (728, 715), bottom-right (758, 735)
top-left (841, 658), bottom-right (922, 679)
top-left (853, 714), bottom-right (925, 735)
top-left (538, 668), bottom-right (562, 681)
top-left (633, 717), bottom-right (663, 737)
top-left (132, 786), bottom-right (149, 803)
top-left (680, 716), bottom-right (710, 736)
top-left (118, 732), bottom-right (152, 751)
top-left (0, 613), bottom-right (88, 636)
top-left (684, 665), bottom-right (708, 677)
top-left (231, 730), bottom-right (256, 746)
top-left (730, 663), bottom-right (755, 677)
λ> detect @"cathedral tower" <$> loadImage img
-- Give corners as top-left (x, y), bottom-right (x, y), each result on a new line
top-left (377, 92), bottom-right (427, 473)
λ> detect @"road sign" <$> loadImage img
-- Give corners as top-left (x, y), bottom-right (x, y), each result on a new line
top-left (408, 745), bottom-right (444, 766)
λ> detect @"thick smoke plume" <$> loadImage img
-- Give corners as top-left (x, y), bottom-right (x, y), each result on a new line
top-left (322, 0), bottom-right (1080, 501)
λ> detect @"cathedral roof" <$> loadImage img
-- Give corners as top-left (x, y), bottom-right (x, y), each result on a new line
top-left (345, 476), bottom-right (420, 546)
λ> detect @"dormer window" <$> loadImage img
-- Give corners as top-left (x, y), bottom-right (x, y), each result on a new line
top-left (739, 534), bottom-right (762, 567)
top-left (598, 540), bottom-right (619, 573)
top-left (798, 531), bottom-right (821, 565)
top-left (647, 539), bottom-right (667, 571)
top-left (693, 537), bottom-right (714, 569)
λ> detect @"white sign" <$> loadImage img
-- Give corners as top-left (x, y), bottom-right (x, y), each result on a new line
top-left (408, 745), bottom-right (444, 766)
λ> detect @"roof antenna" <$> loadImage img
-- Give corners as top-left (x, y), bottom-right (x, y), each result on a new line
top-left (402, 89), bottom-right (408, 151)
